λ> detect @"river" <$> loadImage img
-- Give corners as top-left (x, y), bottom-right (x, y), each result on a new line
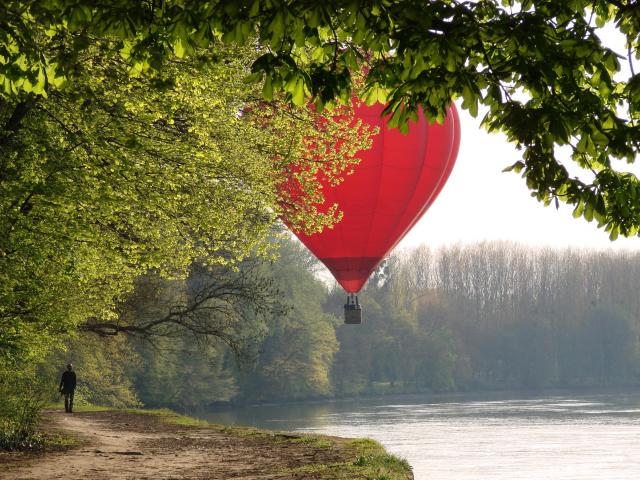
top-left (201, 390), bottom-right (640, 480)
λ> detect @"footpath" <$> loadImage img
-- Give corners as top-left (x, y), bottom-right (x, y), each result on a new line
top-left (0, 409), bottom-right (413, 479)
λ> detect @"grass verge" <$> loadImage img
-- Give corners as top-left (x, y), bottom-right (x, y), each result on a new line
top-left (277, 437), bottom-right (412, 480)
top-left (110, 407), bottom-right (413, 479)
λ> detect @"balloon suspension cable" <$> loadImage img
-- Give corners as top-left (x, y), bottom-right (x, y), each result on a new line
top-left (345, 293), bottom-right (359, 307)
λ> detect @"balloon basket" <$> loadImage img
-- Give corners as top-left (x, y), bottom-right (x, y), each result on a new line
top-left (344, 294), bottom-right (362, 324)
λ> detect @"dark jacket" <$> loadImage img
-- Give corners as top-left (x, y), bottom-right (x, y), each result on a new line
top-left (59, 371), bottom-right (76, 393)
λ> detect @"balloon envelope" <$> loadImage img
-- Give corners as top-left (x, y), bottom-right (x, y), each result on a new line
top-left (289, 101), bottom-right (460, 293)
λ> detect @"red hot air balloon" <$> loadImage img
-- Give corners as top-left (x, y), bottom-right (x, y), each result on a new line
top-left (286, 101), bottom-right (461, 322)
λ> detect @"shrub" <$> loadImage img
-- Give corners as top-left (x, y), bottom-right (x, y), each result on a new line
top-left (0, 368), bottom-right (52, 450)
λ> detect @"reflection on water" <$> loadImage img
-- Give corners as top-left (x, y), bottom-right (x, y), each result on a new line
top-left (201, 390), bottom-right (640, 479)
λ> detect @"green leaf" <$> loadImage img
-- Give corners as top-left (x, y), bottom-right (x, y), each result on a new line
top-left (291, 78), bottom-right (305, 106)
top-left (584, 202), bottom-right (594, 222)
top-left (263, 74), bottom-right (274, 101)
top-left (502, 161), bottom-right (525, 173)
top-left (173, 38), bottom-right (187, 58)
top-left (461, 85), bottom-right (478, 117)
top-left (249, 0), bottom-right (260, 17)
top-left (590, 130), bottom-right (608, 146)
top-left (572, 201), bottom-right (584, 218)
top-left (609, 225), bottom-right (619, 241)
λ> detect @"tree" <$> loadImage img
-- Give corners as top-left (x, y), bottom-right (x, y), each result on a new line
top-left (580, 304), bottom-right (640, 383)
top-left (0, 39), bottom-right (370, 364)
top-left (132, 334), bottom-right (239, 410)
top-left (108, 237), bottom-right (340, 407)
top-left (240, 240), bottom-right (339, 401)
top-left (3, 1), bottom-right (640, 238)
top-left (85, 259), bottom-right (283, 359)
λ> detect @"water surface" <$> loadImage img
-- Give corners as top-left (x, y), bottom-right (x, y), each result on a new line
top-left (201, 390), bottom-right (640, 479)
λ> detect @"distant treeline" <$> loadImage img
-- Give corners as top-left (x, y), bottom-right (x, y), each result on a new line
top-left (46, 241), bottom-right (640, 411)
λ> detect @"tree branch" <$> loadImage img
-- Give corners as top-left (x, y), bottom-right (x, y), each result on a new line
top-left (79, 260), bottom-right (289, 360)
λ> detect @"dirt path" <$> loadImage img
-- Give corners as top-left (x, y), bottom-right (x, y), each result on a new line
top-left (0, 410), bottom-right (357, 480)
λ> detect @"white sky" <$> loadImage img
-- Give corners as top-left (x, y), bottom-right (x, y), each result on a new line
top-left (399, 106), bottom-right (640, 252)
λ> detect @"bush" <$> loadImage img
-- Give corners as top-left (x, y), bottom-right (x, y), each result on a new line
top-left (0, 368), bottom-right (52, 450)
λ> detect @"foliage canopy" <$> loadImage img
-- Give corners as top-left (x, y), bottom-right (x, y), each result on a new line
top-left (0, 39), bottom-right (370, 363)
top-left (2, 1), bottom-right (640, 238)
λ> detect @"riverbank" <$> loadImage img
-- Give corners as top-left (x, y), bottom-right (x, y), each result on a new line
top-left (0, 408), bottom-right (413, 479)
top-left (204, 384), bottom-right (640, 414)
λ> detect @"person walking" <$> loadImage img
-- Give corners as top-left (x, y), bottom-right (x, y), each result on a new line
top-left (59, 363), bottom-right (76, 413)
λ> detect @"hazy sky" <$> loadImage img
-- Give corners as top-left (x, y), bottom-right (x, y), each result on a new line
top-left (400, 105), bottom-right (640, 251)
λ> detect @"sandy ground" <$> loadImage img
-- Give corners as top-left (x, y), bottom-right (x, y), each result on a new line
top-left (0, 410), bottom-right (355, 479)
